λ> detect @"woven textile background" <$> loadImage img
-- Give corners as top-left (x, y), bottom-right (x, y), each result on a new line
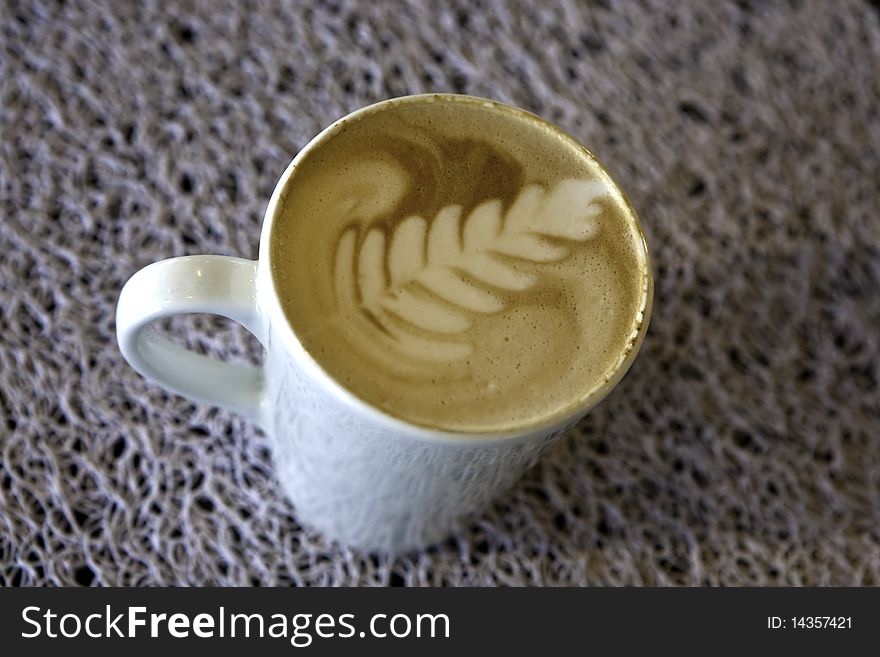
top-left (1, 0), bottom-right (879, 585)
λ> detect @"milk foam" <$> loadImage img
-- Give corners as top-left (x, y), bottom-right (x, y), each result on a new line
top-left (271, 96), bottom-right (648, 432)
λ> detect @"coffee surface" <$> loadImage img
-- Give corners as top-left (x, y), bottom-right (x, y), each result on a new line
top-left (271, 95), bottom-right (648, 433)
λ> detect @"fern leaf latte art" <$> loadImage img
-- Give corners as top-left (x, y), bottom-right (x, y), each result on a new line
top-left (271, 95), bottom-right (649, 432)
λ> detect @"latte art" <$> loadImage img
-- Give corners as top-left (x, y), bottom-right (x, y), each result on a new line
top-left (271, 95), bottom-right (648, 432)
top-left (335, 179), bottom-right (607, 362)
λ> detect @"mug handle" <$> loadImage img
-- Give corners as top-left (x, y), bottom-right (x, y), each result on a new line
top-left (116, 255), bottom-right (267, 427)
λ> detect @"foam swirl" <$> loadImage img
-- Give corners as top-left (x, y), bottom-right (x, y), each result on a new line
top-left (334, 179), bottom-right (608, 361)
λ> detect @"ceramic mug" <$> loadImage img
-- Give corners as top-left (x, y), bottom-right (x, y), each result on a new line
top-left (116, 94), bottom-right (653, 553)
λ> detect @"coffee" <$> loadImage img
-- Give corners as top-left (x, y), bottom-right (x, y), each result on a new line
top-left (271, 95), bottom-right (648, 433)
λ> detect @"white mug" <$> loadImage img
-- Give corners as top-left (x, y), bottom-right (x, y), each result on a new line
top-left (116, 94), bottom-right (653, 553)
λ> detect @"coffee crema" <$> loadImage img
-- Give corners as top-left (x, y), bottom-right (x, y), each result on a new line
top-left (271, 95), bottom-right (649, 433)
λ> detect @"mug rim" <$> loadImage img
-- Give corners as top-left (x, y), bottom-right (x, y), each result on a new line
top-left (257, 93), bottom-right (654, 444)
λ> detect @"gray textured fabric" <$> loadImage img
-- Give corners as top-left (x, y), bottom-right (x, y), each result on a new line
top-left (1, 0), bottom-right (879, 586)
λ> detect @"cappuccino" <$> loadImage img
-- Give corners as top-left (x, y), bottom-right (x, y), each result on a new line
top-left (271, 95), bottom-right (648, 433)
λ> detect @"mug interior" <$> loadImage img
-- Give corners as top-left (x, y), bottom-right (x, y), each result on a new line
top-left (258, 93), bottom-right (653, 441)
